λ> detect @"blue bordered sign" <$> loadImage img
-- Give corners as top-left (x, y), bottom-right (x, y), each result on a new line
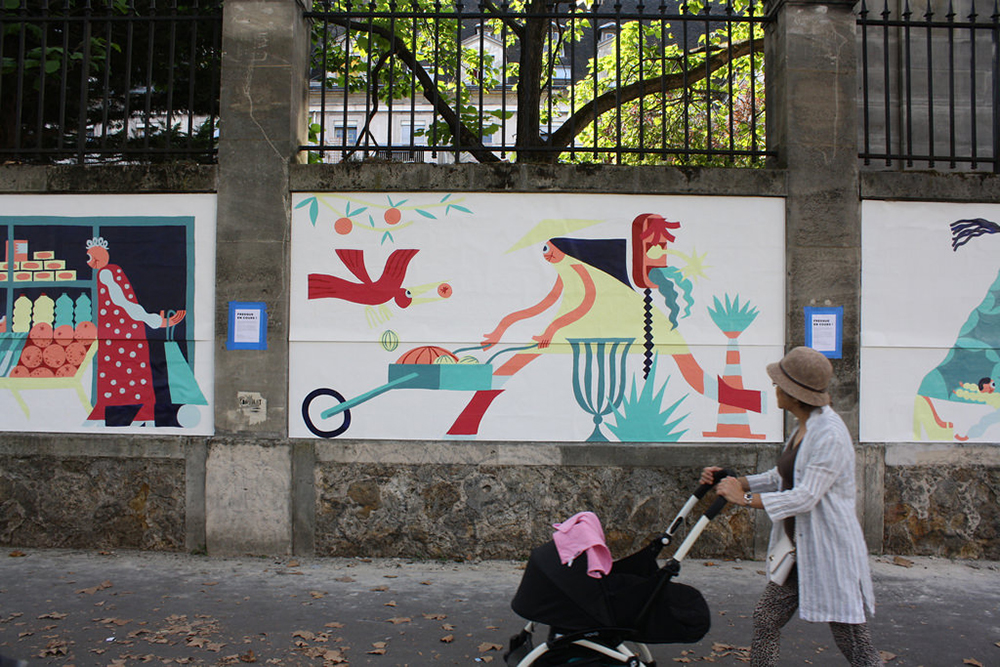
top-left (804, 306), bottom-right (842, 359)
top-left (227, 301), bottom-right (268, 350)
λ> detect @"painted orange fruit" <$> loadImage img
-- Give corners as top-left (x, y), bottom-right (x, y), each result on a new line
top-left (384, 208), bottom-right (402, 225)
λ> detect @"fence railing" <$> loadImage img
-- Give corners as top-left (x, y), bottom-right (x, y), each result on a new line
top-left (858, 0), bottom-right (999, 171)
top-left (0, 0), bottom-right (222, 165)
top-left (303, 0), bottom-right (770, 166)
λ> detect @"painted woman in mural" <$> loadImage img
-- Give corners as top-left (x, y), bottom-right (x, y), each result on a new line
top-left (913, 219), bottom-right (1000, 441)
top-left (85, 237), bottom-right (186, 426)
top-left (446, 215), bottom-right (762, 437)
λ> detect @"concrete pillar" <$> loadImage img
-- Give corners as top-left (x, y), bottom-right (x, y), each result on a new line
top-left (208, 0), bottom-right (310, 555)
top-left (766, 0), bottom-right (883, 551)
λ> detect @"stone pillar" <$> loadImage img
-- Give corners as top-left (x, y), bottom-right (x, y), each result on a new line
top-left (766, 0), bottom-right (883, 551)
top-left (766, 0), bottom-right (861, 433)
top-left (208, 0), bottom-right (310, 555)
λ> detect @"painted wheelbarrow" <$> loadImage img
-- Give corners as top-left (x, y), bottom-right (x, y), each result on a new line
top-left (301, 343), bottom-right (535, 438)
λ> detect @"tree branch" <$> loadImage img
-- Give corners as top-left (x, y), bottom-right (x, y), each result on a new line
top-left (325, 17), bottom-right (502, 162)
top-left (548, 38), bottom-right (762, 150)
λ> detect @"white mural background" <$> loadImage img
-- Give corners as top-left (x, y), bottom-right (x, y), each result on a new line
top-left (862, 200), bottom-right (1000, 443)
top-left (0, 194), bottom-right (216, 435)
top-left (290, 193), bottom-right (785, 442)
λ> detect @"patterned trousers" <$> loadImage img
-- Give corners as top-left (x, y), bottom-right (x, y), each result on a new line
top-left (751, 570), bottom-right (883, 667)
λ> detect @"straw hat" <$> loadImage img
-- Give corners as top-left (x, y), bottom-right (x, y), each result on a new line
top-left (766, 346), bottom-right (833, 407)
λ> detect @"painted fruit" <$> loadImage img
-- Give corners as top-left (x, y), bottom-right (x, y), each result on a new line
top-left (42, 344), bottom-right (66, 368)
top-left (65, 341), bottom-right (89, 366)
top-left (396, 345), bottom-right (458, 365)
top-left (28, 322), bottom-right (54, 348)
top-left (380, 329), bottom-right (400, 352)
top-left (9, 366), bottom-right (29, 378)
top-left (437, 283), bottom-right (453, 298)
top-left (55, 364), bottom-right (78, 377)
top-left (384, 208), bottom-right (402, 225)
top-left (29, 367), bottom-right (54, 378)
top-left (75, 321), bottom-right (97, 345)
top-left (335, 217), bottom-right (353, 235)
top-left (54, 324), bottom-right (75, 347)
top-left (18, 345), bottom-right (43, 369)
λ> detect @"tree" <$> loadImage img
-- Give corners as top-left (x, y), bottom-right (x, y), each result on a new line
top-left (0, 0), bottom-right (221, 163)
top-left (310, 0), bottom-right (765, 165)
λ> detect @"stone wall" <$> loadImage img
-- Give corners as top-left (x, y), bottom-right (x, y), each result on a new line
top-left (0, 454), bottom-right (185, 551)
top-left (883, 445), bottom-right (1000, 559)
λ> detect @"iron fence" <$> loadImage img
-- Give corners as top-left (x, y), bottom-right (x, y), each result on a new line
top-left (304, 0), bottom-right (770, 166)
top-left (0, 0), bottom-right (222, 165)
top-left (858, 0), bottom-right (999, 171)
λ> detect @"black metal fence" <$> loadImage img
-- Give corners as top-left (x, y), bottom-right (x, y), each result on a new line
top-left (304, 0), bottom-right (770, 166)
top-left (858, 0), bottom-right (999, 171)
top-left (0, 0), bottom-right (222, 165)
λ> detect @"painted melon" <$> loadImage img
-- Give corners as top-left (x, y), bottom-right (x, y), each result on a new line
top-left (396, 345), bottom-right (458, 365)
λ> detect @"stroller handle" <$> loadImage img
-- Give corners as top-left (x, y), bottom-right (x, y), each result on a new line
top-left (692, 468), bottom-right (736, 500)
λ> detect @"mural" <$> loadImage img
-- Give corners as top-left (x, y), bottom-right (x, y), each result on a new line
top-left (290, 193), bottom-right (784, 442)
top-left (862, 201), bottom-right (1000, 443)
top-left (0, 195), bottom-right (215, 435)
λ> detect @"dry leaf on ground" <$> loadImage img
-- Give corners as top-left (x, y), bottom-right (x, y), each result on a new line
top-left (387, 617), bottom-right (411, 624)
top-left (440, 635), bottom-right (454, 643)
top-left (478, 642), bottom-right (503, 652)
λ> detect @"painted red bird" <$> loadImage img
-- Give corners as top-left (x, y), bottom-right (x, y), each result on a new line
top-left (308, 248), bottom-right (420, 307)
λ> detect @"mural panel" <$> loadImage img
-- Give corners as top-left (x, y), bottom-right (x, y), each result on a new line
top-left (0, 195), bottom-right (215, 435)
top-left (862, 201), bottom-right (1000, 443)
top-left (290, 193), bottom-right (785, 442)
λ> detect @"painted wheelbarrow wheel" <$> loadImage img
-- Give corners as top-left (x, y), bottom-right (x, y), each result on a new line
top-left (302, 388), bottom-right (351, 438)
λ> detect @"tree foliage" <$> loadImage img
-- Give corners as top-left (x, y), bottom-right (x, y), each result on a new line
top-left (311, 0), bottom-right (766, 165)
top-left (0, 0), bottom-right (221, 162)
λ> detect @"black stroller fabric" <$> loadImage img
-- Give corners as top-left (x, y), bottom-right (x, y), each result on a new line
top-left (511, 540), bottom-right (711, 644)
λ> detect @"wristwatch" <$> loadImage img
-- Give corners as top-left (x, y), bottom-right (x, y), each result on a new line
top-left (743, 492), bottom-right (754, 507)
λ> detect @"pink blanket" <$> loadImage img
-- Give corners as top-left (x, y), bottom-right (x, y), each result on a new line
top-left (552, 511), bottom-right (613, 578)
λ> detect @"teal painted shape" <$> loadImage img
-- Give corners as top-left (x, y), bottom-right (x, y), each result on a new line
top-left (918, 269), bottom-right (1000, 401)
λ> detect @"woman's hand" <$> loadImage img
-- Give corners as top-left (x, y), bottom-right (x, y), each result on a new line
top-left (715, 476), bottom-right (745, 505)
top-left (700, 466), bottom-right (723, 486)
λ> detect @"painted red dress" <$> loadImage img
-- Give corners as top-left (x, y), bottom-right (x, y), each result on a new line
top-left (87, 264), bottom-right (157, 423)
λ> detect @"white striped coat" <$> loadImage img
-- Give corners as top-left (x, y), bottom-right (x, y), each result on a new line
top-left (747, 405), bottom-right (876, 624)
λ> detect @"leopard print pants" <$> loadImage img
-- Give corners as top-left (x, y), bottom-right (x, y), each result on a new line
top-left (750, 570), bottom-right (883, 666)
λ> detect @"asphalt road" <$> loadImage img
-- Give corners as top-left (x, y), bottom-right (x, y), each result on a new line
top-left (0, 549), bottom-right (997, 666)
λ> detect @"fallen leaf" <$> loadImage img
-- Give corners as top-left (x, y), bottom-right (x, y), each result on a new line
top-left (370, 585), bottom-right (389, 592)
top-left (37, 612), bottom-right (67, 620)
top-left (292, 630), bottom-right (315, 641)
top-left (420, 580), bottom-right (433, 585)
top-left (325, 622), bottom-right (345, 628)
top-left (309, 591), bottom-right (326, 599)
top-left (442, 623), bottom-right (455, 631)
top-left (440, 635), bottom-right (454, 643)
top-left (239, 649), bottom-right (256, 663)
top-left (422, 613), bottom-right (447, 620)
top-left (478, 642), bottom-right (503, 652)
top-left (387, 617), bottom-right (411, 624)
top-left (384, 574), bottom-right (398, 578)
top-left (893, 556), bottom-right (915, 568)
top-left (335, 576), bottom-right (355, 583)
top-left (8, 551), bottom-right (26, 557)
top-left (963, 660), bottom-right (983, 667)
top-left (384, 600), bottom-right (397, 607)
top-left (77, 579), bottom-right (114, 594)
top-left (880, 650), bottom-right (897, 661)
top-left (287, 560), bottom-right (301, 568)
top-left (202, 581), bottom-right (219, 586)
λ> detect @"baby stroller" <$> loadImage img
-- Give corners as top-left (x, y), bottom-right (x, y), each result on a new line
top-left (505, 473), bottom-right (733, 667)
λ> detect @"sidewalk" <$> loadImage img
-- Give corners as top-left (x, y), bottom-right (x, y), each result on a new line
top-left (0, 548), bottom-right (997, 666)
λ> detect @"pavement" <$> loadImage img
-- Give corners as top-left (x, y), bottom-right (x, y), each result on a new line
top-left (0, 548), bottom-right (997, 667)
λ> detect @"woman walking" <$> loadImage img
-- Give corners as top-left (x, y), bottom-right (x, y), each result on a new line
top-left (702, 346), bottom-right (882, 666)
